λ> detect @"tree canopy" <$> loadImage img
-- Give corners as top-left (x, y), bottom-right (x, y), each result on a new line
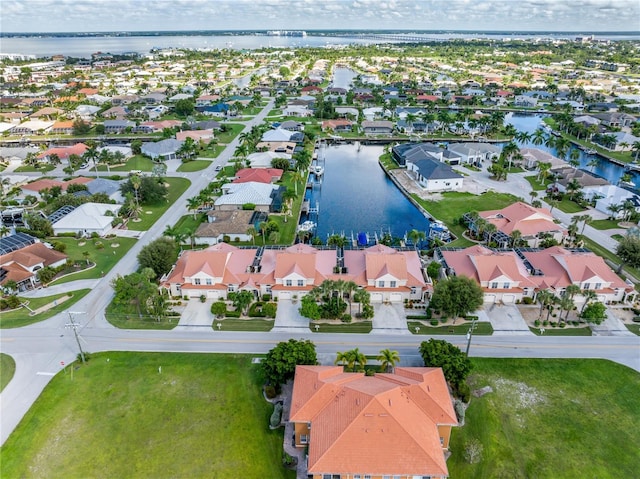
top-left (429, 275), bottom-right (483, 318)
top-left (137, 237), bottom-right (178, 279)
top-left (615, 233), bottom-right (640, 272)
top-left (419, 339), bottom-right (472, 387)
top-left (261, 339), bottom-right (317, 386)
top-left (120, 176), bottom-right (168, 205)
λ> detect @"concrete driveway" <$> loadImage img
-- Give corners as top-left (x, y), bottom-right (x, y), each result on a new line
top-left (482, 303), bottom-right (533, 335)
top-left (371, 303), bottom-right (411, 335)
top-left (590, 308), bottom-right (635, 336)
top-left (272, 299), bottom-right (310, 332)
top-left (177, 299), bottom-right (213, 329)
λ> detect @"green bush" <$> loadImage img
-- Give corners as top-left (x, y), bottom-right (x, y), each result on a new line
top-left (242, 203), bottom-right (256, 210)
top-left (430, 319), bottom-right (439, 326)
top-left (262, 294), bottom-right (272, 302)
top-left (559, 322), bottom-right (566, 328)
top-left (264, 385), bottom-right (277, 399)
top-left (456, 381), bottom-right (471, 403)
top-left (340, 313), bottom-right (352, 323)
top-left (522, 297), bottom-right (534, 304)
top-left (425, 308), bottom-right (432, 319)
top-left (269, 402), bottom-right (283, 428)
top-left (534, 319), bottom-right (540, 327)
top-left (226, 310), bottom-right (242, 318)
top-left (210, 301), bottom-right (227, 317)
top-left (263, 302), bottom-right (277, 318)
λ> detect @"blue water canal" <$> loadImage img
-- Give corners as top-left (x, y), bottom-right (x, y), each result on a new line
top-left (301, 144), bottom-right (431, 244)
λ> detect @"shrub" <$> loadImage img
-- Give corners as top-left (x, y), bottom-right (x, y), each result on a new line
top-left (53, 242), bottom-right (67, 253)
top-left (425, 308), bottom-right (432, 319)
top-left (264, 385), bottom-right (277, 399)
top-left (534, 319), bottom-right (540, 327)
top-left (225, 309), bottom-right (241, 318)
top-left (5, 295), bottom-right (21, 309)
top-left (199, 294), bottom-right (206, 303)
top-left (340, 313), bottom-right (352, 323)
top-left (262, 294), bottom-right (272, 302)
top-left (456, 381), bottom-right (471, 403)
top-left (210, 301), bottom-right (227, 318)
top-left (454, 399), bottom-right (466, 422)
top-left (430, 319), bottom-right (439, 326)
top-left (242, 203), bottom-right (256, 210)
top-left (522, 296), bottom-right (534, 304)
top-left (263, 302), bottom-right (277, 318)
top-left (269, 402), bottom-right (283, 428)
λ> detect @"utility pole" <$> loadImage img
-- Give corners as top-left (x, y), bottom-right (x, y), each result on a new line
top-left (465, 316), bottom-right (477, 356)
top-left (66, 312), bottom-right (86, 364)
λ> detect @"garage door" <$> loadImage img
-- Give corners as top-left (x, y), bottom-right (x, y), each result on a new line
top-left (370, 293), bottom-right (383, 303)
top-left (207, 291), bottom-right (219, 300)
top-left (279, 291), bottom-right (292, 300)
top-left (483, 294), bottom-right (496, 303)
top-left (502, 294), bottom-right (516, 304)
top-left (389, 292), bottom-right (403, 303)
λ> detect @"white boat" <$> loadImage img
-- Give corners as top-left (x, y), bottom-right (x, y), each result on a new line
top-left (297, 221), bottom-right (316, 232)
top-left (584, 149), bottom-right (597, 155)
top-left (313, 165), bottom-right (324, 176)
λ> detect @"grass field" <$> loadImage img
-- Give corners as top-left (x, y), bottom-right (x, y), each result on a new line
top-left (309, 321), bottom-right (373, 333)
top-left (554, 197), bottom-right (587, 214)
top-left (412, 191), bottom-right (518, 245)
top-left (172, 214), bottom-right (205, 238)
top-left (176, 160), bottom-right (211, 172)
top-left (0, 353), bottom-right (16, 392)
top-left (99, 155), bottom-right (155, 172)
top-left (15, 164), bottom-right (55, 173)
top-left (48, 237), bottom-right (137, 284)
top-left (589, 219), bottom-right (620, 230)
top-left (127, 177), bottom-right (191, 231)
top-left (0, 353), bottom-right (295, 479)
top-left (524, 175), bottom-right (554, 191)
top-left (0, 289), bottom-right (91, 329)
top-left (213, 319), bottom-right (274, 331)
top-left (217, 123), bottom-right (244, 144)
top-left (407, 321), bottom-right (494, 335)
top-left (529, 326), bottom-right (593, 336)
top-left (448, 358), bottom-right (640, 478)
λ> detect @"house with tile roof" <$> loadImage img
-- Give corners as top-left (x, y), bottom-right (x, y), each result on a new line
top-left (0, 242), bottom-right (67, 291)
top-left (161, 243), bottom-right (429, 302)
top-left (436, 245), bottom-right (632, 304)
top-left (232, 168), bottom-right (283, 184)
top-left (289, 365), bottom-right (458, 479)
top-left (38, 143), bottom-right (88, 162)
top-left (20, 177), bottom-right (93, 198)
top-left (466, 202), bottom-right (566, 247)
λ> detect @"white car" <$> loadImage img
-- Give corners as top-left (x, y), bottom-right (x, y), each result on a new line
top-left (215, 165), bottom-right (222, 171)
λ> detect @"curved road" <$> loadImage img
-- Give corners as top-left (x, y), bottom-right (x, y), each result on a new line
top-left (1, 100), bottom-right (639, 446)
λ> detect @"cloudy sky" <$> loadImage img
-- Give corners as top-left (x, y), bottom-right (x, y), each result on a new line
top-left (2, 0), bottom-right (638, 33)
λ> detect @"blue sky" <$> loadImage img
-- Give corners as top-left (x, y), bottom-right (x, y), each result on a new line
top-left (2, 0), bottom-right (638, 33)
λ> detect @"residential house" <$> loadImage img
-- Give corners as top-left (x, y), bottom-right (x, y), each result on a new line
top-left (514, 95), bottom-right (538, 107)
top-left (279, 120), bottom-right (304, 132)
top-left (101, 106), bottom-right (129, 118)
top-left (447, 142), bottom-right (500, 167)
top-left (111, 94), bottom-right (139, 105)
top-left (30, 107), bottom-right (63, 120)
top-left (140, 92), bottom-right (166, 104)
top-left (321, 119), bottom-right (353, 132)
top-left (255, 141), bottom-right (297, 156)
top-left (407, 157), bottom-right (464, 192)
top-left (233, 168), bottom-right (283, 184)
top-left (361, 120), bottom-right (394, 136)
top-left (49, 120), bottom-right (76, 135)
top-left (103, 119), bottom-right (135, 133)
top-left (196, 94), bottom-right (221, 106)
top-left (20, 177), bottom-right (93, 198)
top-left (75, 104), bottom-right (101, 120)
top-left (134, 119), bottom-right (182, 133)
top-left (282, 104), bottom-right (313, 117)
top-left (467, 202), bottom-right (566, 247)
top-left (38, 143), bottom-right (88, 162)
top-left (50, 202), bottom-right (121, 237)
top-left (176, 129), bottom-right (215, 143)
top-left (262, 128), bottom-right (303, 143)
top-left (551, 166), bottom-right (609, 193)
top-left (593, 112), bottom-right (636, 128)
top-left (214, 181), bottom-right (282, 212)
top-left (198, 103), bottom-right (230, 117)
top-left (194, 210), bottom-right (257, 246)
top-left (247, 151), bottom-right (291, 168)
top-left (0, 241), bottom-right (68, 291)
top-left (289, 365), bottom-right (457, 479)
top-left (519, 148), bottom-right (567, 170)
top-left (141, 139), bottom-right (184, 161)
top-left (161, 243), bottom-right (428, 302)
top-left (11, 120), bottom-right (54, 135)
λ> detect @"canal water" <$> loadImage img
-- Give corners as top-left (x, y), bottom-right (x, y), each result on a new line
top-left (505, 112), bottom-right (635, 187)
top-left (301, 144), bottom-right (431, 243)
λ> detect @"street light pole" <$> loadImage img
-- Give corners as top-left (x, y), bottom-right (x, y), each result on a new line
top-left (66, 312), bottom-right (86, 364)
top-left (465, 317), bottom-right (477, 356)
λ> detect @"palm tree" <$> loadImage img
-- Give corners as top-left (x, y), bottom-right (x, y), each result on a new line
top-left (568, 148), bottom-right (580, 168)
top-left (510, 229), bottom-right (523, 248)
top-left (130, 175), bottom-right (141, 207)
top-left (334, 351), bottom-right (349, 368)
top-left (531, 128), bottom-right (546, 146)
top-left (579, 289), bottom-right (598, 317)
top-left (558, 295), bottom-right (575, 324)
top-left (587, 158), bottom-right (599, 172)
top-left (632, 141), bottom-right (640, 162)
top-left (186, 196), bottom-right (201, 219)
top-left (537, 161), bottom-right (552, 183)
top-left (246, 226), bottom-right (257, 245)
top-left (82, 251), bottom-right (91, 265)
top-left (346, 348), bottom-right (367, 372)
top-left (566, 179), bottom-right (581, 201)
top-left (536, 289), bottom-right (555, 321)
top-left (484, 222), bottom-right (497, 246)
top-left (377, 349), bottom-right (400, 373)
top-left (529, 190), bottom-right (538, 204)
top-left (343, 281), bottom-right (358, 315)
top-left (407, 229), bottom-right (426, 250)
top-left (259, 221), bottom-right (268, 245)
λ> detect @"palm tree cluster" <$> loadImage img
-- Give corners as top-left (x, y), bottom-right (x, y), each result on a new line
top-left (334, 348), bottom-right (400, 374)
top-left (306, 279), bottom-right (373, 320)
top-left (535, 285), bottom-right (598, 325)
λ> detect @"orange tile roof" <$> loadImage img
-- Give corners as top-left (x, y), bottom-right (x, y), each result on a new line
top-left (480, 201), bottom-right (564, 237)
top-left (1, 243), bottom-right (67, 285)
top-left (290, 366), bottom-right (457, 477)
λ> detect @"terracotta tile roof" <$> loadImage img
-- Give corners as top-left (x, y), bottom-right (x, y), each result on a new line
top-left (290, 366), bottom-right (457, 477)
top-left (1, 243), bottom-right (67, 285)
top-left (21, 176), bottom-right (92, 192)
top-left (480, 202), bottom-right (564, 237)
top-left (37, 143), bottom-right (88, 161)
top-left (233, 168), bottom-right (283, 184)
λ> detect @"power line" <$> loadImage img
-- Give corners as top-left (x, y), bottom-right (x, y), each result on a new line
top-left (65, 312), bottom-right (86, 364)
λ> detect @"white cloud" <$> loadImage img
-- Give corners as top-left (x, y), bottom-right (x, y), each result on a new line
top-left (0, 0), bottom-right (637, 32)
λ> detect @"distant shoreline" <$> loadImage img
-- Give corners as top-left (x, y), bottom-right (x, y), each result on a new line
top-left (2, 29), bottom-right (639, 38)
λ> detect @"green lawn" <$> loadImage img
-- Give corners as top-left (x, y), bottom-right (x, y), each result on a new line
top-left (176, 160), bottom-right (211, 172)
top-left (0, 289), bottom-right (91, 329)
top-left (589, 219), bottom-right (620, 230)
top-left (448, 358), bottom-right (640, 478)
top-left (213, 319), bottom-right (274, 332)
top-left (217, 123), bottom-right (244, 144)
top-left (197, 145), bottom-right (226, 158)
top-left (529, 326), bottom-right (592, 336)
top-left (127, 177), bottom-right (191, 231)
top-left (173, 214), bottom-right (205, 237)
top-left (99, 155), bottom-right (155, 172)
top-left (0, 353), bottom-right (294, 479)
top-left (524, 175), bottom-right (553, 191)
top-left (48, 237), bottom-right (137, 284)
top-left (407, 321), bottom-right (494, 335)
top-left (412, 191), bottom-right (518, 244)
top-left (0, 353), bottom-right (16, 392)
top-left (625, 323), bottom-right (640, 335)
top-left (309, 321), bottom-right (373, 333)
top-left (553, 197), bottom-right (587, 214)
top-left (15, 164), bottom-right (54, 173)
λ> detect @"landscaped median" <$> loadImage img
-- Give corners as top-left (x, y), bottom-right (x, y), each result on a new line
top-left (309, 321), bottom-right (372, 333)
top-left (408, 320), bottom-right (494, 335)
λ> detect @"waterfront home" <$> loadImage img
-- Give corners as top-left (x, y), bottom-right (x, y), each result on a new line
top-left (519, 148), bottom-right (566, 170)
top-left (289, 365), bottom-right (457, 479)
top-left (247, 151), bottom-right (291, 168)
top-left (75, 104), bottom-right (101, 120)
top-left (255, 141), bottom-right (297, 155)
top-left (551, 165), bottom-right (609, 192)
top-left (0, 240), bottom-right (67, 291)
top-left (140, 139), bottom-right (184, 161)
top-left (20, 177), bottom-right (93, 198)
top-left (10, 120), bottom-right (54, 135)
top-left (361, 120), bottom-right (394, 136)
top-left (466, 202), bottom-right (566, 247)
top-left (232, 168), bottom-right (283, 184)
top-left (176, 129), bottom-right (215, 143)
top-left (261, 127), bottom-right (303, 143)
top-left (103, 119), bottom-right (135, 134)
top-left (279, 120), bottom-right (304, 132)
top-left (49, 120), bottom-right (76, 135)
top-left (29, 107), bottom-right (63, 120)
top-left (38, 143), bottom-right (88, 162)
top-left (195, 94), bottom-right (221, 107)
top-left (514, 95), bottom-right (538, 107)
top-left (134, 119), bottom-right (182, 133)
top-left (161, 243), bottom-right (429, 302)
top-left (321, 119), bottom-right (353, 132)
top-left (282, 104), bottom-right (313, 117)
top-left (447, 142), bottom-right (500, 166)
top-left (407, 157), bottom-right (464, 192)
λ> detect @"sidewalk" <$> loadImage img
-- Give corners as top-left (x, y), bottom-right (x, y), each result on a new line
top-left (19, 279), bottom-right (100, 298)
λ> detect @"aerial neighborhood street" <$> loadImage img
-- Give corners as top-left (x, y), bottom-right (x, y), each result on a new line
top-left (1, 17), bottom-right (640, 478)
